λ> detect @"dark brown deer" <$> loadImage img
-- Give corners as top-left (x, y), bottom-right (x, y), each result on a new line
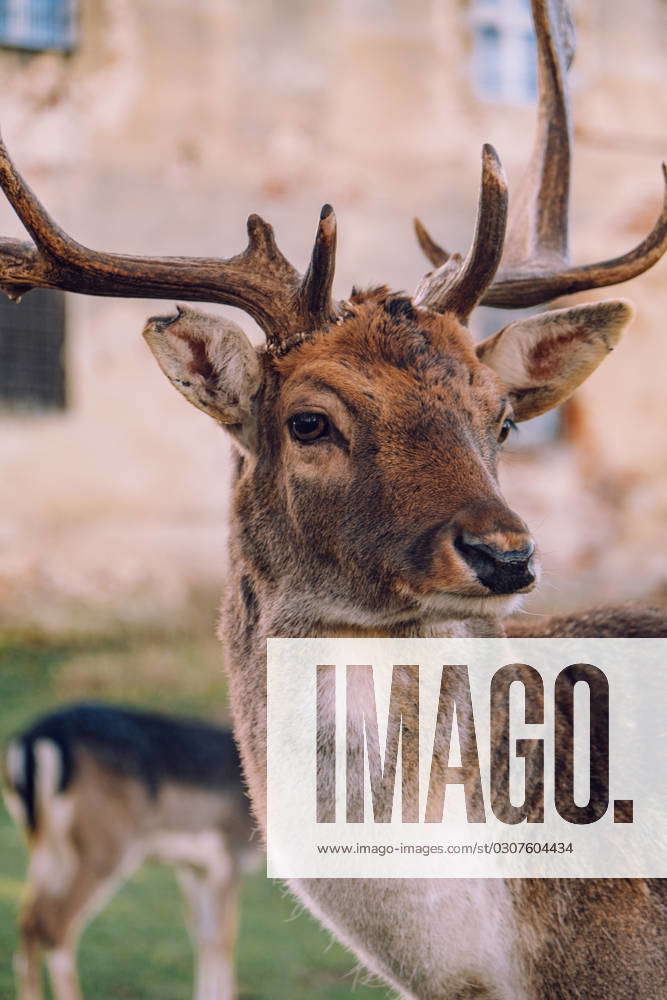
top-left (0, 1), bottom-right (666, 996)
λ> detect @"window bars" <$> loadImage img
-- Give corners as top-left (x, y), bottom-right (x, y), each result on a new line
top-left (0, 288), bottom-right (66, 411)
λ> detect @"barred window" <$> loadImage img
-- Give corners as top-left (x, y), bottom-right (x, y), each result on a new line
top-left (471, 0), bottom-right (537, 104)
top-left (0, 0), bottom-right (77, 53)
top-left (0, 289), bottom-right (67, 412)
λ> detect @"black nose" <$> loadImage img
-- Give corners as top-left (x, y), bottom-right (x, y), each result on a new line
top-left (455, 532), bottom-right (536, 595)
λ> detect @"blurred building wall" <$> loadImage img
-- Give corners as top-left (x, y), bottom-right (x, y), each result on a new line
top-left (0, 0), bottom-right (665, 630)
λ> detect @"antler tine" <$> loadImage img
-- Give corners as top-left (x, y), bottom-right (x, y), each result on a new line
top-left (300, 204), bottom-right (338, 325)
top-left (413, 218), bottom-right (449, 268)
top-left (502, 0), bottom-right (574, 271)
top-left (482, 0), bottom-right (667, 306)
top-left (415, 0), bottom-right (667, 316)
top-left (484, 162), bottom-right (667, 307)
top-left (414, 144), bottom-right (508, 322)
top-left (0, 130), bottom-right (340, 347)
top-left (0, 132), bottom-right (90, 270)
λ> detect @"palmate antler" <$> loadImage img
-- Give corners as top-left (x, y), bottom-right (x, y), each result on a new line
top-left (414, 0), bottom-right (667, 319)
top-left (0, 136), bottom-right (339, 351)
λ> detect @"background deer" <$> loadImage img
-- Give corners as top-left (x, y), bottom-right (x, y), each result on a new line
top-left (0, 0), bottom-right (666, 996)
top-left (2, 703), bottom-right (258, 1000)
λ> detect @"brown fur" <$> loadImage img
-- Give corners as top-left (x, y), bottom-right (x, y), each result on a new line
top-left (143, 285), bottom-right (665, 999)
top-left (506, 605), bottom-right (667, 997)
top-left (506, 604), bottom-right (667, 638)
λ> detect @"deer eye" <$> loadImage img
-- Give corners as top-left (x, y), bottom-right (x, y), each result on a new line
top-left (289, 412), bottom-right (331, 443)
top-left (498, 417), bottom-right (517, 444)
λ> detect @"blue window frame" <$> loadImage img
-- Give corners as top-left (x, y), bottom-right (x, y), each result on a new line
top-left (0, 0), bottom-right (77, 53)
top-left (471, 0), bottom-right (537, 105)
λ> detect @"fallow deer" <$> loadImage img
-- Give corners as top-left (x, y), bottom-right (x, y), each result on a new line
top-left (0, 0), bottom-right (666, 996)
top-left (2, 703), bottom-right (258, 1000)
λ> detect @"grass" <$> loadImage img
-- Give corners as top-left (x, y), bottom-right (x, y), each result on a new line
top-left (0, 632), bottom-right (388, 999)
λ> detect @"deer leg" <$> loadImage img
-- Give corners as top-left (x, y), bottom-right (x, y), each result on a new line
top-left (14, 925), bottom-right (43, 1000)
top-left (18, 844), bottom-right (133, 1000)
top-left (177, 865), bottom-right (240, 1000)
top-left (46, 854), bottom-right (137, 1000)
top-left (44, 945), bottom-right (82, 1000)
top-left (15, 832), bottom-right (79, 1000)
top-left (17, 884), bottom-right (84, 1000)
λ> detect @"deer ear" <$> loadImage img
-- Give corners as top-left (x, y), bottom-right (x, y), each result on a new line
top-left (143, 305), bottom-right (261, 449)
top-left (476, 300), bottom-right (633, 421)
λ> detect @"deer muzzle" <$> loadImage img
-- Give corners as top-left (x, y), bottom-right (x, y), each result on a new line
top-left (454, 530), bottom-right (536, 595)
top-left (405, 500), bottom-right (538, 600)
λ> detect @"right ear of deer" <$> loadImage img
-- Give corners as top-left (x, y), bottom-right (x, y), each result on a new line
top-left (414, 0), bottom-right (667, 311)
top-left (0, 132), bottom-right (340, 349)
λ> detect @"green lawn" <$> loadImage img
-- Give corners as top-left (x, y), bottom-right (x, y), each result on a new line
top-left (0, 633), bottom-right (388, 999)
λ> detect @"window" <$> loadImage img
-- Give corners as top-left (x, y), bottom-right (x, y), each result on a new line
top-left (0, 0), bottom-right (77, 53)
top-left (0, 289), bottom-right (67, 412)
top-left (471, 0), bottom-right (537, 104)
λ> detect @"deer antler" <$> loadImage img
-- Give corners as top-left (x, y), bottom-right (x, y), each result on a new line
top-left (415, 0), bottom-right (667, 312)
top-left (0, 133), bottom-right (339, 349)
top-left (414, 144), bottom-right (508, 321)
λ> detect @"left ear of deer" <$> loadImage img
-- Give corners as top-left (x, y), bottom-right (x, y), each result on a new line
top-left (476, 299), bottom-right (633, 421)
top-left (143, 305), bottom-right (260, 439)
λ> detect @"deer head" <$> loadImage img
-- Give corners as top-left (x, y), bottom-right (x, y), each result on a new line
top-left (0, 0), bottom-right (664, 629)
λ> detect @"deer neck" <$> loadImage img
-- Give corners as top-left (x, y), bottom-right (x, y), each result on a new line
top-left (221, 512), bottom-right (504, 821)
top-left (223, 554), bottom-right (504, 649)
top-left (263, 617), bottom-right (503, 640)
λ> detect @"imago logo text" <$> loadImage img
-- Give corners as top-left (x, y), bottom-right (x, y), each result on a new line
top-left (266, 639), bottom-right (666, 878)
